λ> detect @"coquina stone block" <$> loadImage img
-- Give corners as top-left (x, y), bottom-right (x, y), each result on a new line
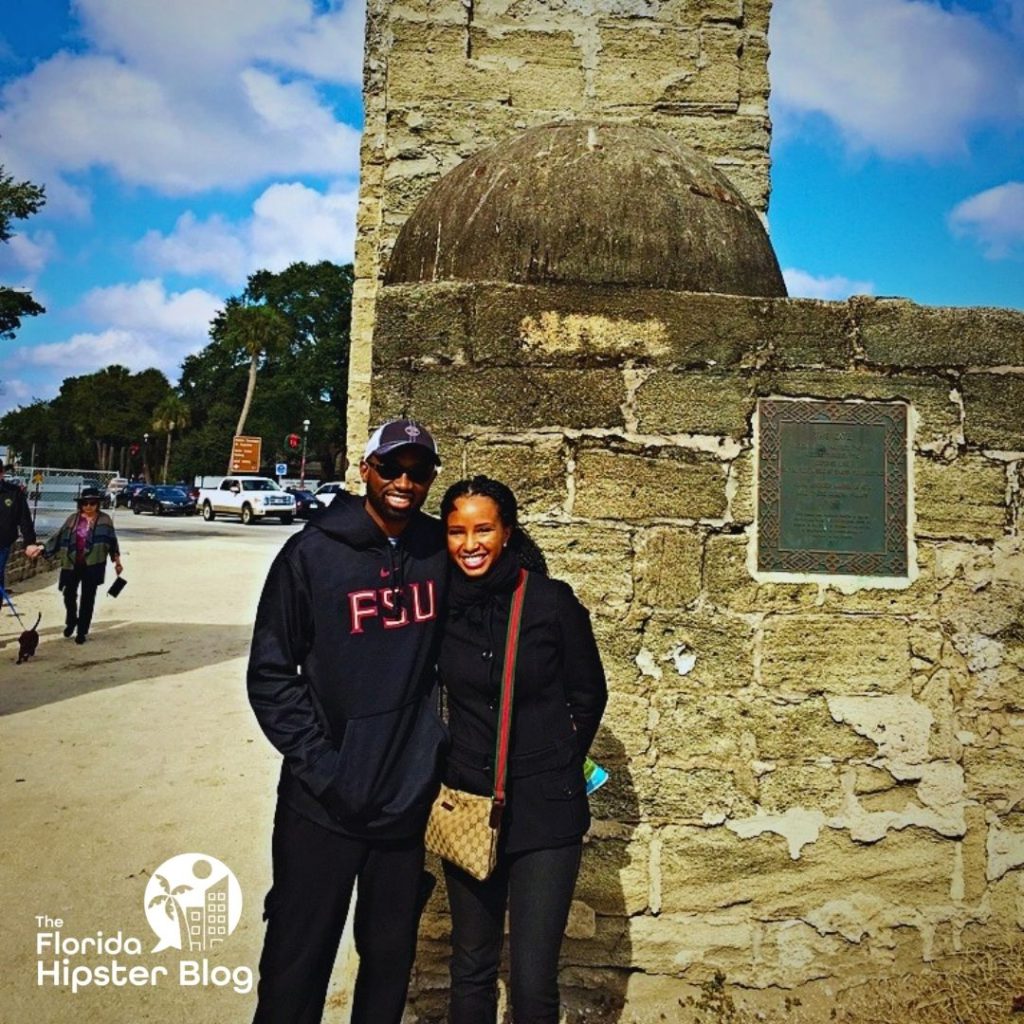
top-left (632, 526), bottom-right (704, 610)
top-left (635, 370), bottom-right (754, 437)
top-left (703, 532), bottom-right (820, 612)
top-left (760, 615), bottom-right (913, 696)
top-left (576, 832), bottom-right (651, 915)
top-left (856, 299), bottom-right (1024, 368)
top-left (463, 437), bottom-right (568, 516)
top-left (642, 610), bottom-right (755, 692)
top-left (653, 693), bottom-right (875, 765)
top-left (574, 448), bottom-right (729, 520)
top-left (529, 524), bottom-right (635, 614)
top-left (589, 691), bottom-right (652, 765)
top-left (659, 825), bottom-right (957, 917)
top-left (915, 455), bottom-right (1008, 540)
top-left (387, 367), bottom-right (627, 430)
top-left (594, 23), bottom-right (699, 105)
top-left (962, 373), bottom-right (1024, 451)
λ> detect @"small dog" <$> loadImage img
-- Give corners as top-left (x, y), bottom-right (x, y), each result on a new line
top-left (16, 612), bottom-right (42, 664)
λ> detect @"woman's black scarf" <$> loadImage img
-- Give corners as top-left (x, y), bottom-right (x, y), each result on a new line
top-left (447, 547), bottom-right (521, 618)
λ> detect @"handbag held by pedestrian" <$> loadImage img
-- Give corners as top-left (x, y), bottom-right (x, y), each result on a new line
top-left (424, 568), bottom-right (528, 881)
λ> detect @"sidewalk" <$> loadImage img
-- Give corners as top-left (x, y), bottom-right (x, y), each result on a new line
top-left (0, 522), bottom-right (356, 1023)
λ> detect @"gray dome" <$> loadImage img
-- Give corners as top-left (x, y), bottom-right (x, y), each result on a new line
top-left (385, 121), bottom-right (786, 297)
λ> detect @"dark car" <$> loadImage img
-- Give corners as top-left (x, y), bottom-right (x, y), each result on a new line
top-left (285, 487), bottom-right (323, 519)
top-left (132, 485), bottom-right (198, 516)
top-left (117, 481), bottom-right (148, 508)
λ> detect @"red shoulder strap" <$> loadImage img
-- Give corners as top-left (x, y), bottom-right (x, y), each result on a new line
top-left (491, 568), bottom-right (528, 817)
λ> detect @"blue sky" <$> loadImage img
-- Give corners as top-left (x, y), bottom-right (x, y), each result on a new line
top-left (0, 0), bottom-right (1021, 416)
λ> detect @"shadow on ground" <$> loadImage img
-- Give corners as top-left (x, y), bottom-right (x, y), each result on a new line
top-left (0, 620), bottom-right (253, 715)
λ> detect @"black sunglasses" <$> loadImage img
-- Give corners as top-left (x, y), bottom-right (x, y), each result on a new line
top-left (368, 458), bottom-right (434, 484)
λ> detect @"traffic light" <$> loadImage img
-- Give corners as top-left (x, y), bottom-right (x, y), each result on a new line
top-left (130, 443), bottom-right (141, 456)
top-left (286, 433), bottom-right (301, 450)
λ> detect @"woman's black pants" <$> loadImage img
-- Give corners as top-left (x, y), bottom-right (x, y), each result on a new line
top-left (444, 842), bottom-right (582, 1024)
top-left (62, 566), bottom-right (98, 639)
top-left (253, 803), bottom-right (426, 1024)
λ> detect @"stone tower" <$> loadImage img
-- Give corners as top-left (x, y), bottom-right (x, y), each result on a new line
top-left (347, 2), bottom-right (1024, 1020)
top-left (347, 0), bottom-right (775, 478)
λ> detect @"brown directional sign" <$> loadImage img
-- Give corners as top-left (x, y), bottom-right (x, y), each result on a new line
top-left (229, 435), bottom-right (262, 474)
top-left (757, 399), bottom-right (909, 576)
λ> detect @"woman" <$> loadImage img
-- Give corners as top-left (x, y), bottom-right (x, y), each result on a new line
top-left (438, 476), bottom-right (607, 1024)
top-left (42, 486), bottom-right (123, 644)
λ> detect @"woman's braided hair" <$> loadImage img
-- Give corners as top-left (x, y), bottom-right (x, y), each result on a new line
top-left (440, 475), bottom-right (548, 575)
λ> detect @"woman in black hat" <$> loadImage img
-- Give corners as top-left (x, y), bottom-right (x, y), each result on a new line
top-left (37, 487), bottom-right (123, 644)
top-left (437, 475), bottom-right (607, 1024)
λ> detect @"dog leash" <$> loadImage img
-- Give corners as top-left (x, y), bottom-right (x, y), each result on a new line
top-left (0, 586), bottom-right (27, 629)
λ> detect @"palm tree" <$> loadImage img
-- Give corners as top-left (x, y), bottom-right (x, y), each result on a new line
top-left (152, 394), bottom-right (191, 484)
top-left (220, 304), bottom-right (292, 449)
top-left (148, 874), bottom-right (192, 950)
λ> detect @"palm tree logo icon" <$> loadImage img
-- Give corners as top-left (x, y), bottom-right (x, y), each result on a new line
top-left (144, 853), bottom-right (242, 953)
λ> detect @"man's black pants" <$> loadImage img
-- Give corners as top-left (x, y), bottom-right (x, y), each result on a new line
top-left (253, 803), bottom-right (426, 1024)
top-left (444, 842), bottom-right (582, 1024)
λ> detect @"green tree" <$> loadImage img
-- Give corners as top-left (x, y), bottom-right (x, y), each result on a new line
top-left (177, 262), bottom-right (353, 480)
top-left (0, 165), bottom-right (46, 340)
top-left (152, 394), bottom-right (191, 483)
top-left (217, 303), bottom-right (291, 443)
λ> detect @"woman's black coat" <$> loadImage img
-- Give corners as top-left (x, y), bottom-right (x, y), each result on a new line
top-left (438, 567), bottom-right (607, 855)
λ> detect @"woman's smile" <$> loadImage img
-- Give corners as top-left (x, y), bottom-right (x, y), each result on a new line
top-left (446, 494), bottom-right (512, 577)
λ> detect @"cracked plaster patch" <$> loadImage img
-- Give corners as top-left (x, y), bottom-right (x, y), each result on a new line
top-left (726, 807), bottom-right (826, 860)
top-left (987, 818), bottom-right (1024, 881)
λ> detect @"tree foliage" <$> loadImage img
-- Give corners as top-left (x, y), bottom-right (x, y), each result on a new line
top-left (0, 260), bottom-right (353, 482)
top-left (177, 260), bottom-right (354, 480)
top-left (0, 165), bottom-right (46, 340)
top-left (0, 365), bottom-right (172, 471)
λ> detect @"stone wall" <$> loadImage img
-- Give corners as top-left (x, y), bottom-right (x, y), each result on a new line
top-left (348, 0), bottom-right (775, 484)
top-left (370, 281), bottom-right (1024, 1019)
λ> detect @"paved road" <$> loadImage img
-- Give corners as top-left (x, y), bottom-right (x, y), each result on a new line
top-left (0, 514), bottom-right (356, 1023)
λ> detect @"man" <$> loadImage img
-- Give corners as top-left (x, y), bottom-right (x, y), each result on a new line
top-left (248, 418), bottom-right (447, 1024)
top-left (0, 459), bottom-right (43, 596)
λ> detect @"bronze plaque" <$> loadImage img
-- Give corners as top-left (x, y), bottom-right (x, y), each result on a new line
top-left (757, 399), bottom-right (908, 576)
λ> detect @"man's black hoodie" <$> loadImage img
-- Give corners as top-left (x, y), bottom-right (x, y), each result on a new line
top-left (247, 493), bottom-right (449, 839)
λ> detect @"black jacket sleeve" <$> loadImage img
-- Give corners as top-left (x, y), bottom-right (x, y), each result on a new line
top-left (247, 547), bottom-right (342, 804)
top-left (557, 583), bottom-right (607, 757)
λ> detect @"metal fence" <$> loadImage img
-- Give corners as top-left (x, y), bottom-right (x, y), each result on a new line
top-left (8, 466), bottom-right (121, 517)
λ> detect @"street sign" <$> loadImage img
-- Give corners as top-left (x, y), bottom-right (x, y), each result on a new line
top-left (230, 435), bottom-right (262, 474)
top-left (275, 463), bottom-right (288, 477)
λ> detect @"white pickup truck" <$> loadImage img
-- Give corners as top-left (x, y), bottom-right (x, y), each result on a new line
top-left (196, 475), bottom-right (296, 525)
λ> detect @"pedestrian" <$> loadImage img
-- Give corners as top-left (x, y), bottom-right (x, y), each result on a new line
top-left (34, 486), bottom-right (122, 644)
top-left (437, 475), bottom-right (607, 1024)
top-left (0, 458), bottom-right (43, 597)
top-left (247, 418), bottom-right (448, 1024)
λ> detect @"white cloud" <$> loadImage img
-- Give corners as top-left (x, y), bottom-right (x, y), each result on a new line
top-left (783, 268), bottom-right (875, 300)
top-left (9, 279), bottom-right (221, 379)
top-left (0, 378), bottom-right (34, 415)
top-left (0, 0), bottom-right (363, 210)
top-left (0, 230), bottom-right (58, 289)
top-left (949, 180), bottom-right (1024, 259)
top-left (137, 182), bottom-right (358, 285)
top-left (770, 0), bottom-right (1024, 157)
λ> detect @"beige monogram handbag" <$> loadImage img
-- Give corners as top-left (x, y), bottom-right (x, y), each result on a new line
top-left (425, 569), bottom-right (528, 881)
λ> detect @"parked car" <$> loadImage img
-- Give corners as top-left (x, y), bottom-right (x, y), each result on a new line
top-left (105, 477), bottom-right (129, 505)
top-left (313, 481), bottom-right (346, 507)
top-left (132, 484), bottom-right (198, 516)
top-left (196, 476), bottom-right (296, 525)
top-left (285, 487), bottom-right (323, 519)
top-left (117, 481), bottom-right (147, 508)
